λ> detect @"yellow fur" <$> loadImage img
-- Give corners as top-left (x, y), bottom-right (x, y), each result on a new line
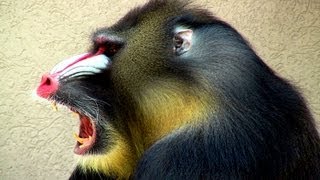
top-left (79, 127), bottom-right (137, 179)
top-left (135, 80), bottom-right (213, 147)
top-left (79, 80), bottom-right (213, 178)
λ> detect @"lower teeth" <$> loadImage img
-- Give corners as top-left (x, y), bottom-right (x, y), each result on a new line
top-left (73, 133), bottom-right (92, 148)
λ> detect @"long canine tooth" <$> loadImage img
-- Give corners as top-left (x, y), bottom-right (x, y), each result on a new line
top-left (73, 133), bottom-right (85, 144)
top-left (52, 102), bottom-right (58, 111)
top-left (79, 136), bottom-right (92, 149)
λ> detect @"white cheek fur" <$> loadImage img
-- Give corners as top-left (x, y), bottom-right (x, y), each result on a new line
top-left (50, 54), bottom-right (111, 79)
top-left (50, 53), bottom-right (89, 74)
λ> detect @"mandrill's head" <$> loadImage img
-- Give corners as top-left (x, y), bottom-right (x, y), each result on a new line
top-left (35, 0), bottom-right (265, 178)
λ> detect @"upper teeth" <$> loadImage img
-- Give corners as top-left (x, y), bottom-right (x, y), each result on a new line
top-left (72, 112), bottom-right (79, 118)
top-left (51, 102), bottom-right (58, 111)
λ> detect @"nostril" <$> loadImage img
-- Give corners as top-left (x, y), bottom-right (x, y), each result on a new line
top-left (45, 78), bottom-right (51, 85)
top-left (41, 75), bottom-right (52, 86)
top-left (37, 73), bottom-right (59, 98)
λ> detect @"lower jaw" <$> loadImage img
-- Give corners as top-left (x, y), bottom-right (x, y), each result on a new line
top-left (74, 142), bottom-right (94, 155)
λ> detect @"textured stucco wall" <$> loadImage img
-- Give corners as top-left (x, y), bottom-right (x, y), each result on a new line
top-left (1, 0), bottom-right (319, 179)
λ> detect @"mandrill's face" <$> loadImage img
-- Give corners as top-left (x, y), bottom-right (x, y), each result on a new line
top-left (35, 0), bottom-right (214, 177)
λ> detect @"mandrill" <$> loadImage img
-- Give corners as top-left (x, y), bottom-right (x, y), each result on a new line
top-left (35, 0), bottom-right (320, 179)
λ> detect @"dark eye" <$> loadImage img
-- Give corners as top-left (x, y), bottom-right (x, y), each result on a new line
top-left (92, 34), bottom-right (123, 57)
top-left (102, 43), bottom-right (122, 57)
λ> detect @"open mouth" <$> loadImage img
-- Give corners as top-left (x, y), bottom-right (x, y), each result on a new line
top-left (53, 102), bottom-right (96, 155)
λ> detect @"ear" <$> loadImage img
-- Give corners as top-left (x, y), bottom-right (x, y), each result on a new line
top-left (173, 28), bottom-right (193, 56)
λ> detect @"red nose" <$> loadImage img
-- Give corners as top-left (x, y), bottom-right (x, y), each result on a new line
top-left (36, 73), bottom-right (59, 98)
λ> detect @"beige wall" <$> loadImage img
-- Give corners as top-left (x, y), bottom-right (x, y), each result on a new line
top-left (1, 0), bottom-right (319, 179)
